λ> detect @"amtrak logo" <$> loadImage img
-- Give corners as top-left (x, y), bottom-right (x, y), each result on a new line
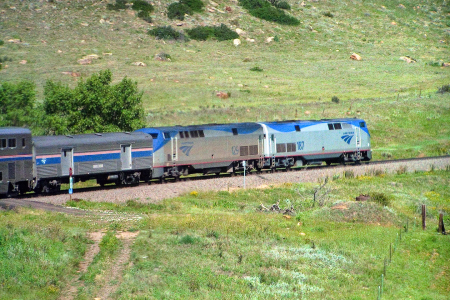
top-left (180, 142), bottom-right (194, 156)
top-left (41, 158), bottom-right (47, 164)
top-left (341, 134), bottom-right (354, 144)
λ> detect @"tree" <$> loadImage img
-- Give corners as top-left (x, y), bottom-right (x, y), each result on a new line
top-left (0, 81), bottom-right (37, 127)
top-left (43, 70), bottom-right (145, 135)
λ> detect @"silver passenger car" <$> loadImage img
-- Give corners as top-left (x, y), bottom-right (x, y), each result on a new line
top-left (32, 132), bottom-right (153, 192)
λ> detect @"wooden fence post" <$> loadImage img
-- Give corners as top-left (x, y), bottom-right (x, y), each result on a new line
top-left (422, 205), bottom-right (426, 230)
top-left (438, 213), bottom-right (445, 234)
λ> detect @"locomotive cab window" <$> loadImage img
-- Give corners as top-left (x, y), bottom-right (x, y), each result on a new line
top-left (328, 124), bottom-right (334, 130)
top-left (199, 130), bottom-right (205, 137)
top-left (295, 125), bottom-right (301, 132)
top-left (184, 131), bottom-right (190, 138)
top-left (232, 128), bottom-right (238, 136)
top-left (150, 133), bottom-right (158, 139)
top-left (333, 123), bottom-right (342, 130)
top-left (163, 132), bottom-right (170, 139)
top-left (360, 122), bottom-right (366, 128)
top-left (0, 139), bottom-right (6, 149)
top-left (179, 131), bottom-right (184, 138)
top-left (8, 138), bottom-right (16, 148)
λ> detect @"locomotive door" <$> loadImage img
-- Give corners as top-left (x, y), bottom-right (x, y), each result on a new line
top-left (170, 137), bottom-right (178, 162)
top-left (355, 127), bottom-right (361, 159)
top-left (61, 148), bottom-right (74, 176)
top-left (121, 144), bottom-right (132, 170)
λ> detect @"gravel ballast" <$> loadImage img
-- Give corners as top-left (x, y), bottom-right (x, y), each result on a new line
top-left (26, 156), bottom-right (450, 206)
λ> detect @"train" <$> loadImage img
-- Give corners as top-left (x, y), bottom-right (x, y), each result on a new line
top-left (0, 118), bottom-right (371, 196)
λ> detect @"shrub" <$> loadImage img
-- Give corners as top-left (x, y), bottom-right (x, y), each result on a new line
top-left (370, 192), bottom-right (391, 206)
top-left (185, 24), bottom-right (238, 41)
top-left (107, 0), bottom-right (128, 10)
top-left (323, 11), bottom-right (334, 18)
top-left (179, 234), bottom-right (196, 244)
top-left (137, 10), bottom-right (152, 22)
top-left (132, 0), bottom-right (154, 13)
top-left (331, 96), bottom-right (340, 103)
top-left (185, 26), bottom-right (214, 40)
top-left (437, 84), bottom-right (450, 94)
top-left (0, 40), bottom-right (4, 46)
top-left (148, 26), bottom-right (187, 40)
top-left (275, 1), bottom-right (290, 10)
top-left (239, 0), bottom-right (299, 25)
top-left (180, 0), bottom-right (204, 12)
top-left (167, 2), bottom-right (192, 20)
top-left (250, 66), bottom-right (263, 72)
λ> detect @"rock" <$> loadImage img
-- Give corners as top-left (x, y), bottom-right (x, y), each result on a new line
top-left (265, 36), bottom-right (275, 43)
top-left (216, 91), bottom-right (230, 99)
top-left (8, 39), bottom-right (21, 44)
top-left (84, 54), bottom-right (99, 60)
top-left (61, 71), bottom-right (81, 77)
top-left (400, 56), bottom-right (416, 63)
top-left (236, 28), bottom-right (245, 35)
top-left (77, 58), bottom-right (92, 65)
top-left (398, 4), bottom-right (406, 9)
top-left (350, 53), bottom-right (362, 60)
top-left (209, 1), bottom-right (218, 6)
top-left (19, 60), bottom-right (27, 64)
top-left (81, 22), bottom-right (89, 27)
top-left (442, 62), bottom-right (450, 67)
top-left (226, 6), bottom-right (232, 12)
top-left (233, 39), bottom-right (241, 47)
top-left (304, 111), bottom-right (311, 115)
top-left (356, 194), bottom-right (370, 201)
top-left (132, 62), bottom-right (146, 66)
top-left (246, 38), bottom-right (255, 43)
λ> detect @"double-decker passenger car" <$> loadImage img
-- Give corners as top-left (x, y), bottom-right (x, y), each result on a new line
top-left (32, 132), bottom-right (153, 193)
top-left (0, 127), bottom-right (33, 195)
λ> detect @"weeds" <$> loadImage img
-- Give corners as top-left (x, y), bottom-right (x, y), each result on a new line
top-left (331, 96), bottom-right (340, 103)
top-left (397, 165), bottom-right (407, 175)
top-left (250, 66), bottom-right (263, 72)
top-left (344, 170), bottom-right (354, 178)
top-left (437, 84), bottom-right (450, 94)
top-left (370, 192), bottom-right (391, 206)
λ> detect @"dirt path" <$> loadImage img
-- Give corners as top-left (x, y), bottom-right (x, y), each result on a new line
top-left (59, 232), bottom-right (105, 300)
top-left (59, 231), bottom-right (139, 300)
top-left (95, 231), bottom-right (139, 300)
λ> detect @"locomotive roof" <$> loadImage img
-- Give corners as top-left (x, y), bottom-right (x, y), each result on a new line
top-left (33, 131), bottom-right (152, 148)
top-left (146, 122), bottom-right (261, 132)
top-left (0, 127), bottom-right (32, 135)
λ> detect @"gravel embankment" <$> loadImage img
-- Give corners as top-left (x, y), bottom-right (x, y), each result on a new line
top-left (28, 156), bottom-right (450, 206)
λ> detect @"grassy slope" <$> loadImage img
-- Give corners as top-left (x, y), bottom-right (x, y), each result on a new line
top-left (1, 170), bottom-right (449, 299)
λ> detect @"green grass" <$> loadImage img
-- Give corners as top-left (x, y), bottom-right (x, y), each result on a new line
top-left (1, 170), bottom-right (449, 299)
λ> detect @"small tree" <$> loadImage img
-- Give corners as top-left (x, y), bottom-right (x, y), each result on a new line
top-left (43, 70), bottom-right (145, 135)
top-left (0, 81), bottom-right (37, 127)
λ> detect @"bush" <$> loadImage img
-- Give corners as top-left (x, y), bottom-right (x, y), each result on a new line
top-left (107, 0), bottom-right (128, 10)
top-left (180, 0), bottom-right (204, 12)
top-left (185, 24), bottom-right (238, 41)
top-left (137, 10), bottom-right (152, 22)
top-left (148, 26), bottom-right (187, 40)
top-left (276, 1), bottom-right (290, 9)
top-left (437, 84), bottom-right (450, 94)
top-left (0, 40), bottom-right (4, 46)
top-left (0, 81), bottom-right (37, 128)
top-left (370, 192), bottom-right (391, 206)
top-left (132, 0), bottom-right (154, 13)
top-left (331, 96), bottom-right (340, 103)
top-left (323, 11), bottom-right (334, 18)
top-left (167, 2), bottom-right (192, 20)
top-left (250, 66), bottom-right (263, 72)
top-left (239, 0), bottom-right (299, 25)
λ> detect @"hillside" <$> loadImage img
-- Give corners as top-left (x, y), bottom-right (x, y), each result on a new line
top-left (1, 0), bottom-right (449, 159)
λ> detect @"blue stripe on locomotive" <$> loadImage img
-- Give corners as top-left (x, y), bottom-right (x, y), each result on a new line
top-left (263, 119), bottom-right (370, 136)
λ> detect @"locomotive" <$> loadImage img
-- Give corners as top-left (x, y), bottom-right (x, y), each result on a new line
top-left (0, 118), bottom-right (371, 196)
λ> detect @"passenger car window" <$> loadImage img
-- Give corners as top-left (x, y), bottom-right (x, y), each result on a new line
top-left (8, 138), bottom-right (16, 148)
top-left (0, 139), bottom-right (6, 148)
